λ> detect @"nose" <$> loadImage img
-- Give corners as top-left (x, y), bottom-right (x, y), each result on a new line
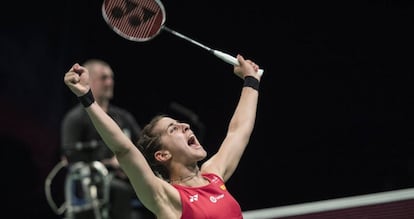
top-left (180, 123), bottom-right (190, 132)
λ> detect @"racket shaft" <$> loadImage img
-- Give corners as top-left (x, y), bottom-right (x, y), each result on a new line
top-left (164, 27), bottom-right (264, 76)
top-left (163, 27), bottom-right (212, 51)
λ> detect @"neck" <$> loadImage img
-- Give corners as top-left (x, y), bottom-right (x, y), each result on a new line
top-left (169, 167), bottom-right (200, 184)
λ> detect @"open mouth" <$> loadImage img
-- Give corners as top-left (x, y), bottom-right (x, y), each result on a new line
top-left (188, 135), bottom-right (197, 146)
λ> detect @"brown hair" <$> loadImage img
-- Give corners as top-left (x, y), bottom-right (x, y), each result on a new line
top-left (137, 114), bottom-right (170, 180)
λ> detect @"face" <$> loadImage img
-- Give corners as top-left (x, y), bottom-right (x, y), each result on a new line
top-left (154, 117), bottom-right (207, 163)
top-left (89, 63), bottom-right (114, 100)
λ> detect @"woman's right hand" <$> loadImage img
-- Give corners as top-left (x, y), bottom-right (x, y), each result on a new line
top-left (64, 63), bottom-right (91, 97)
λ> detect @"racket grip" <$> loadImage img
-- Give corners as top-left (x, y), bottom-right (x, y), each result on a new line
top-left (212, 50), bottom-right (264, 76)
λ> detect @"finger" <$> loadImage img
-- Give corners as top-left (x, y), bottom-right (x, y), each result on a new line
top-left (71, 74), bottom-right (80, 83)
top-left (65, 73), bottom-right (80, 84)
top-left (72, 63), bottom-right (84, 74)
top-left (236, 54), bottom-right (246, 64)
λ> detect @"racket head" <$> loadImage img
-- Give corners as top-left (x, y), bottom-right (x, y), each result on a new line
top-left (102, 0), bottom-right (166, 42)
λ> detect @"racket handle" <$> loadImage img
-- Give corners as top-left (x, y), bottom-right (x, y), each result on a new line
top-left (212, 50), bottom-right (264, 76)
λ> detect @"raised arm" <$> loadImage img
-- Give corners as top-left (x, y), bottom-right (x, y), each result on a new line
top-left (63, 63), bottom-right (178, 216)
top-left (201, 54), bottom-right (262, 182)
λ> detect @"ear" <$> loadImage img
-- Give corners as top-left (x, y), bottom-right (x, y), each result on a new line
top-left (154, 150), bottom-right (171, 162)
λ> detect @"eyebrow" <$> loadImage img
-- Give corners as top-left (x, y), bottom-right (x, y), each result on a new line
top-left (164, 120), bottom-right (179, 133)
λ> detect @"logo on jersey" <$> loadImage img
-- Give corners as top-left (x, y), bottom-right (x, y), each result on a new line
top-left (210, 194), bottom-right (224, 203)
top-left (189, 194), bottom-right (198, 202)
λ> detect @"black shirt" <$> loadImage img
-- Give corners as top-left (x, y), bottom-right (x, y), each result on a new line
top-left (61, 103), bottom-right (141, 163)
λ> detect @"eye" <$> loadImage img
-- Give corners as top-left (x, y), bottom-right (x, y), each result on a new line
top-left (168, 125), bottom-right (179, 134)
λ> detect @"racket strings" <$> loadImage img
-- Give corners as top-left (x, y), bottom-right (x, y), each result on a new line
top-left (103, 0), bottom-right (165, 40)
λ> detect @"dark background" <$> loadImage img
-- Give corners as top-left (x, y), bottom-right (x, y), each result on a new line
top-left (2, 0), bottom-right (414, 218)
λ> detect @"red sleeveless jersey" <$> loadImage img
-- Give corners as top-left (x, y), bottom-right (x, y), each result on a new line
top-left (172, 173), bottom-right (243, 219)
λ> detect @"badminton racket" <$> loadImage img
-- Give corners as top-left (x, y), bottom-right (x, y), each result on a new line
top-left (101, 0), bottom-right (264, 76)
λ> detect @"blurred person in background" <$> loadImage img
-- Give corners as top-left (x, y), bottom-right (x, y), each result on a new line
top-left (61, 59), bottom-right (154, 219)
